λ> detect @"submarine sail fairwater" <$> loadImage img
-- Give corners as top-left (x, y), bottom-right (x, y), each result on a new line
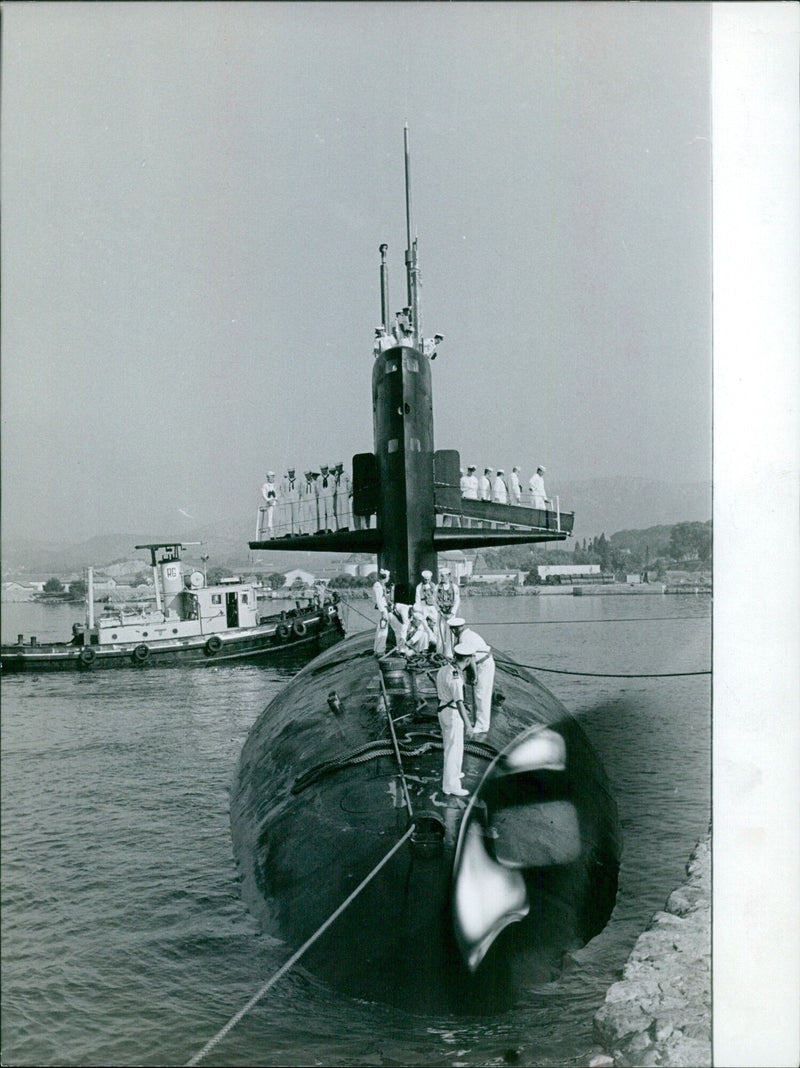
top-left (232, 128), bottom-right (620, 1012)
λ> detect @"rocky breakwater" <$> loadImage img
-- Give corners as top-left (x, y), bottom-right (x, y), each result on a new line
top-left (592, 833), bottom-right (711, 1067)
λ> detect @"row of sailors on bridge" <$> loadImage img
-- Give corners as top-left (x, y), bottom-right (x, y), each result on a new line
top-left (260, 465), bottom-right (368, 537)
top-left (372, 567), bottom-right (496, 796)
top-left (460, 464), bottom-right (549, 509)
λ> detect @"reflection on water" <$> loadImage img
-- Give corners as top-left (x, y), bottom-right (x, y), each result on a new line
top-left (1, 595), bottom-right (709, 1066)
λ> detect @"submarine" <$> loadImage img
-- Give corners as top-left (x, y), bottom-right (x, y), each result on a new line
top-left (230, 128), bottom-right (621, 1013)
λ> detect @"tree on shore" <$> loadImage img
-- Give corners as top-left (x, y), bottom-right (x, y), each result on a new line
top-left (669, 521), bottom-right (712, 563)
top-left (43, 577), bottom-right (64, 593)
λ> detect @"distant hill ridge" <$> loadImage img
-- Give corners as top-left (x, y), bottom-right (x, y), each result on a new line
top-left (2, 476), bottom-right (710, 576)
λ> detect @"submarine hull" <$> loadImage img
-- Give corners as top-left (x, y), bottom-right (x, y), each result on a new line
top-left (230, 633), bottom-right (620, 1013)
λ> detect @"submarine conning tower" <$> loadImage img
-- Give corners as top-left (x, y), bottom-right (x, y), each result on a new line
top-left (249, 125), bottom-right (575, 604)
top-left (371, 127), bottom-right (435, 601)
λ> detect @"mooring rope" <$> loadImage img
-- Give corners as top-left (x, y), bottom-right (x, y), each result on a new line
top-left (185, 822), bottom-right (416, 1068)
top-left (376, 668), bottom-right (414, 819)
top-left (506, 660), bottom-right (710, 678)
top-left (467, 615), bottom-right (707, 626)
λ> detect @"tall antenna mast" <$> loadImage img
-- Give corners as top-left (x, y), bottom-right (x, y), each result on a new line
top-left (404, 124), bottom-right (421, 348)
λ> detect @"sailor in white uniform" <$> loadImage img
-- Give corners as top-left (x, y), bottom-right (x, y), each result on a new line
top-left (529, 465), bottom-right (548, 509)
top-left (405, 606), bottom-right (435, 655)
top-left (461, 465), bottom-right (479, 500)
top-left (435, 567), bottom-right (461, 657)
top-left (461, 464), bottom-right (479, 528)
top-left (300, 471), bottom-right (318, 534)
top-left (414, 569), bottom-right (439, 644)
top-left (333, 462), bottom-right (350, 531)
top-left (261, 472), bottom-right (278, 537)
top-left (492, 469), bottom-right (509, 504)
top-left (280, 468), bottom-right (299, 534)
top-left (317, 465), bottom-right (335, 532)
top-left (509, 466), bottom-right (522, 505)
top-left (446, 618), bottom-right (496, 735)
top-left (435, 652), bottom-right (473, 796)
top-left (372, 569), bottom-right (409, 656)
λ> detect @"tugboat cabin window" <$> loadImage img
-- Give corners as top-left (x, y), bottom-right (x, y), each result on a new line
top-left (241, 593), bottom-right (248, 604)
top-left (388, 439), bottom-right (399, 453)
top-left (211, 594), bottom-right (222, 604)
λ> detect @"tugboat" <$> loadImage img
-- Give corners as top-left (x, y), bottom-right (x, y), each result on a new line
top-left (230, 129), bottom-right (620, 1013)
top-left (0, 542), bottom-right (344, 672)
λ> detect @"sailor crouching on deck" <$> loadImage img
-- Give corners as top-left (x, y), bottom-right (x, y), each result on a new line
top-left (372, 569), bottom-right (410, 656)
top-left (436, 649), bottom-right (474, 796)
top-left (446, 618), bottom-right (496, 735)
top-left (405, 606), bottom-right (436, 655)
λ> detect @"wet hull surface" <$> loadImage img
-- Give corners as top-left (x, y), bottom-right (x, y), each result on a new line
top-left (230, 632), bottom-right (620, 1013)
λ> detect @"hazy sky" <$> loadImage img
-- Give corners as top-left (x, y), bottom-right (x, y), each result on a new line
top-left (2, 2), bottom-right (711, 544)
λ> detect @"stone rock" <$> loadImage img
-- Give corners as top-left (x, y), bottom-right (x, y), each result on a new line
top-left (592, 832), bottom-right (711, 1068)
top-left (653, 1018), bottom-right (674, 1043)
top-left (638, 1049), bottom-right (661, 1067)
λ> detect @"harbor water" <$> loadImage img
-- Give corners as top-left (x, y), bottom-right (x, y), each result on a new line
top-left (1, 594), bottom-right (710, 1067)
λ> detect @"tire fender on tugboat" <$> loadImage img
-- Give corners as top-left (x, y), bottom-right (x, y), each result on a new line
top-left (204, 635), bottom-right (222, 656)
top-left (275, 623), bottom-right (292, 643)
top-left (291, 620), bottom-right (308, 639)
top-left (78, 646), bottom-right (96, 667)
top-left (132, 643), bottom-right (150, 664)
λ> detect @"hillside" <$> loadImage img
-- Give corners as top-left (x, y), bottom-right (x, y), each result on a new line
top-left (552, 477), bottom-right (710, 542)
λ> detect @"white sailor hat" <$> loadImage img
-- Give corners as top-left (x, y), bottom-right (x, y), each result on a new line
top-left (411, 606), bottom-right (424, 619)
top-left (537, 465), bottom-right (546, 473)
top-left (467, 464), bottom-right (476, 471)
top-left (484, 466), bottom-right (493, 472)
top-left (447, 616), bottom-right (466, 628)
top-left (440, 566), bottom-right (451, 575)
top-left (266, 470), bottom-right (275, 477)
top-left (513, 465), bottom-right (520, 472)
top-left (497, 468), bottom-right (505, 475)
top-left (379, 568), bottom-right (390, 578)
top-left (421, 569), bottom-right (432, 580)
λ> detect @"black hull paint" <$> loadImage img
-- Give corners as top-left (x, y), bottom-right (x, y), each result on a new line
top-left (230, 633), bottom-right (621, 1012)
